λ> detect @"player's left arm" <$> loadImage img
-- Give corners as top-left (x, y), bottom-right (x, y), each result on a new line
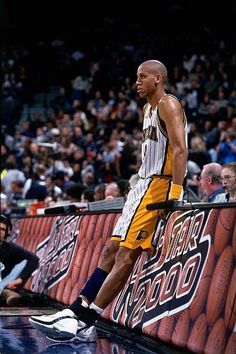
top-left (159, 96), bottom-right (188, 198)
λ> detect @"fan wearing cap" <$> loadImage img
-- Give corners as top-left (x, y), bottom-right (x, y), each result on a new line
top-left (0, 214), bottom-right (39, 306)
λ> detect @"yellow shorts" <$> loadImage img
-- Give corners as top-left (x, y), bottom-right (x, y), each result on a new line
top-left (111, 176), bottom-right (171, 251)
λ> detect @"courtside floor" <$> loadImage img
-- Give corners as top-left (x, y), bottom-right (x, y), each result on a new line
top-left (0, 295), bottom-right (190, 354)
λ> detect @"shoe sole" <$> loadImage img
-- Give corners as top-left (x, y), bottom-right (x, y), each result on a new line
top-left (46, 335), bottom-right (81, 343)
top-left (29, 318), bottom-right (75, 340)
top-left (76, 332), bottom-right (97, 343)
top-left (46, 327), bottom-right (97, 343)
top-left (46, 334), bottom-right (97, 343)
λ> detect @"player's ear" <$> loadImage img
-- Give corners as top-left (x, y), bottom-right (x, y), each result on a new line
top-left (156, 73), bottom-right (162, 84)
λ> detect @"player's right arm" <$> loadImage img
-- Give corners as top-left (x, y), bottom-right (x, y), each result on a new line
top-left (159, 95), bottom-right (188, 199)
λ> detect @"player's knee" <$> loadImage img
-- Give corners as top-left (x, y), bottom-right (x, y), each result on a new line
top-left (99, 240), bottom-right (119, 270)
top-left (115, 247), bottom-right (141, 268)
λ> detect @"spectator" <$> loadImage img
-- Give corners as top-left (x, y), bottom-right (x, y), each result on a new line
top-left (64, 183), bottom-right (85, 202)
top-left (23, 164), bottom-right (48, 201)
top-left (214, 162), bottom-right (236, 202)
top-left (217, 131), bottom-right (236, 164)
top-left (25, 181), bottom-right (48, 202)
top-left (0, 192), bottom-right (8, 214)
top-left (94, 183), bottom-right (106, 201)
top-left (81, 189), bottom-right (95, 203)
top-left (188, 136), bottom-right (211, 170)
top-left (52, 170), bottom-right (74, 192)
top-left (44, 176), bottom-right (62, 202)
top-left (0, 214), bottom-right (39, 306)
top-left (116, 179), bottom-right (130, 198)
top-left (8, 180), bottom-right (24, 209)
top-left (198, 162), bottom-right (223, 201)
top-left (1, 158), bottom-right (26, 196)
top-left (81, 171), bottom-right (96, 190)
top-left (104, 182), bottom-right (120, 199)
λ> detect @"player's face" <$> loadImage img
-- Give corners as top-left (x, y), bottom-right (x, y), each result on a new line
top-left (0, 222), bottom-right (7, 244)
top-left (136, 66), bottom-right (157, 98)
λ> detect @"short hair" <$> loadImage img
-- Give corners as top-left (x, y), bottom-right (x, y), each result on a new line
top-left (82, 188), bottom-right (95, 202)
top-left (223, 162), bottom-right (236, 174)
top-left (65, 183), bottom-right (86, 201)
top-left (0, 214), bottom-right (12, 238)
top-left (202, 163), bottom-right (222, 184)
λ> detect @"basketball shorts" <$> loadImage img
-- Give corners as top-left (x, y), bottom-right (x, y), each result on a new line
top-left (111, 176), bottom-right (171, 251)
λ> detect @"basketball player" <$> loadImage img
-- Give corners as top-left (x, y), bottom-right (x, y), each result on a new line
top-left (29, 60), bottom-right (188, 342)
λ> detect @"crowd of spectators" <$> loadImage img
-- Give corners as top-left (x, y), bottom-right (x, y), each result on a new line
top-left (1, 18), bottom-right (236, 213)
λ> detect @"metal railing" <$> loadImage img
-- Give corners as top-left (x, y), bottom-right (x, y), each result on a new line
top-left (146, 200), bottom-right (236, 211)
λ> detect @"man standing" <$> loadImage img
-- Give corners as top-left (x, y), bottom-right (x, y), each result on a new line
top-left (29, 60), bottom-right (188, 341)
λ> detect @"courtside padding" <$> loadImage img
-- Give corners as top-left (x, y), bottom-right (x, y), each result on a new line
top-left (12, 208), bottom-right (236, 354)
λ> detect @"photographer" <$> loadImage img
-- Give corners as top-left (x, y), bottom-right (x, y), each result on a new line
top-left (0, 214), bottom-right (39, 306)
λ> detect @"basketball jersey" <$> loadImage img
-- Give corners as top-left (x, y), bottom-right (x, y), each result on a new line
top-left (138, 95), bottom-right (188, 179)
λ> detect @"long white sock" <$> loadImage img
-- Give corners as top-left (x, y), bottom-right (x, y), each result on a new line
top-left (89, 302), bottom-right (103, 314)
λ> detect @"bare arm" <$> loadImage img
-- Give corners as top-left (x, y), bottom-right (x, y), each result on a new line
top-left (159, 96), bottom-right (188, 186)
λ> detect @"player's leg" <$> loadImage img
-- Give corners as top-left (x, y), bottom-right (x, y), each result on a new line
top-left (30, 178), bottom-right (169, 341)
top-left (91, 246), bottom-right (142, 309)
top-left (89, 177), bottom-right (170, 310)
top-left (29, 239), bottom-right (119, 341)
top-left (78, 239), bottom-right (119, 303)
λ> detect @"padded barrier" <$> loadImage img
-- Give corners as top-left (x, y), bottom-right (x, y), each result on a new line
top-left (13, 207), bottom-right (235, 354)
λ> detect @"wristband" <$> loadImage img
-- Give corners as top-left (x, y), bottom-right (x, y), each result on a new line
top-left (169, 182), bottom-right (183, 200)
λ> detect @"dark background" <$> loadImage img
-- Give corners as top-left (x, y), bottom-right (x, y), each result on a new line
top-left (1, 0), bottom-right (236, 46)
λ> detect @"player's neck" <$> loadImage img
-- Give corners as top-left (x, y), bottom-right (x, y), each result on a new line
top-left (148, 91), bottom-right (166, 108)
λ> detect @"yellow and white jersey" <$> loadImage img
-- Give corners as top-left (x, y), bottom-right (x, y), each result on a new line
top-left (138, 95), bottom-right (187, 179)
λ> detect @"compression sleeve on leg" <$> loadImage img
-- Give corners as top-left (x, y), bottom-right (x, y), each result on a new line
top-left (79, 267), bottom-right (108, 303)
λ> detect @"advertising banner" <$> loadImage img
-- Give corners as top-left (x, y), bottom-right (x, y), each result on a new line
top-left (14, 207), bottom-right (235, 354)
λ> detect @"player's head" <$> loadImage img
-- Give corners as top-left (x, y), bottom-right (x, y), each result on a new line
top-left (136, 60), bottom-right (167, 98)
top-left (0, 214), bottom-right (12, 243)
